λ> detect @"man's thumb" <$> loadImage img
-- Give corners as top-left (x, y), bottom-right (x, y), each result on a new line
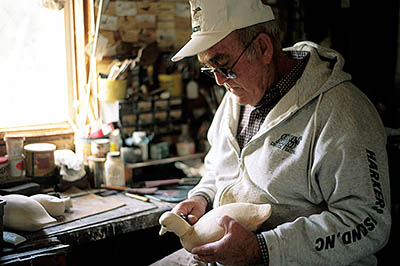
top-left (216, 215), bottom-right (234, 230)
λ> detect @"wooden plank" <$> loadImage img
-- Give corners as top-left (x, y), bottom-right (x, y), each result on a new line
top-left (31, 193), bottom-right (157, 238)
top-left (44, 193), bottom-right (126, 228)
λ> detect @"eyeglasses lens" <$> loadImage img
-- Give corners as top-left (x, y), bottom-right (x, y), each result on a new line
top-left (201, 67), bottom-right (237, 80)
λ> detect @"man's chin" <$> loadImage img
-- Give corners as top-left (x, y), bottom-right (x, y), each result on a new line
top-left (232, 93), bottom-right (248, 106)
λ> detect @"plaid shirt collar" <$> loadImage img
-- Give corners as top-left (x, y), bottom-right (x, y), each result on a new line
top-left (236, 51), bottom-right (309, 150)
top-left (255, 50), bottom-right (309, 111)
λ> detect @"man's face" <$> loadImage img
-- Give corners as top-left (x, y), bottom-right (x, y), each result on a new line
top-left (198, 33), bottom-right (274, 106)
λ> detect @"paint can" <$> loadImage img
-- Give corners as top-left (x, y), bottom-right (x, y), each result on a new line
top-left (24, 143), bottom-right (56, 177)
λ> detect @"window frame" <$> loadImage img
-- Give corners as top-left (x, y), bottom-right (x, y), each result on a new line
top-left (0, 0), bottom-right (89, 137)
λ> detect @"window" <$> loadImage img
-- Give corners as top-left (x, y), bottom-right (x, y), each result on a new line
top-left (0, 0), bottom-right (70, 129)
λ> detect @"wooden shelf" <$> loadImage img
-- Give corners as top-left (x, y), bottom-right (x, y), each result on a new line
top-left (125, 153), bottom-right (205, 169)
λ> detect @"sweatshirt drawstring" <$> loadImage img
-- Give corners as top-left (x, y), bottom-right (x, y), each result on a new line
top-left (308, 93), bottom-right (324, 198)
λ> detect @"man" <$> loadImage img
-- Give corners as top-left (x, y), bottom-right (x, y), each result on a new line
top-left (153, 0), bottom-right (391, 265)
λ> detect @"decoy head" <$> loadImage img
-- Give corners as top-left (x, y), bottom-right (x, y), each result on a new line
top-left (159, 211), bottom-right (191, 237)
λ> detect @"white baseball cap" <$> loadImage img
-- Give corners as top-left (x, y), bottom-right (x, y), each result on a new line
top-left (171, 0), bottom-right (275, 62)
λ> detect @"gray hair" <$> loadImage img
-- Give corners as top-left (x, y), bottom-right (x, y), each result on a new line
top-left (197, 20), bottom-right (282, 63)
top-left (234, 20), bottom-right (282, 57)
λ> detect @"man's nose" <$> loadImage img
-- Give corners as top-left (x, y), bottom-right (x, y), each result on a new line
top-left (214, 72), bottom-right (228, 86)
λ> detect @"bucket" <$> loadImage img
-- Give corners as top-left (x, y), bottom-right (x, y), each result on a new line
top-left (98, 78), bottom-right (127, 102)
top-left (24, 143), bottom-right (56, 177)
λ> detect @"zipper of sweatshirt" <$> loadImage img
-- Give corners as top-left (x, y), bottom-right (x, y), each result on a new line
top-left (220, 148), bottom-right (249, 206)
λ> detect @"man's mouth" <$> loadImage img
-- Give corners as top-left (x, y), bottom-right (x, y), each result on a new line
top-left (224, 83), bottom-right (241, 94)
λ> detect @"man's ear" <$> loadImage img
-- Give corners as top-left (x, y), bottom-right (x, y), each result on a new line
top-left (257, 33), bottom-right (274, 64)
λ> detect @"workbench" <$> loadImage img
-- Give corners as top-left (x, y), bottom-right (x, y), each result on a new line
top-left (0, 191), bottom-right (182, 266)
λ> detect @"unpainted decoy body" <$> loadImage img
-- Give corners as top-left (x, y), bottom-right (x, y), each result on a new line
top-left (1, 194), bottom-right (57, 232)
top-left (159, 202), bottom-right (272, 252)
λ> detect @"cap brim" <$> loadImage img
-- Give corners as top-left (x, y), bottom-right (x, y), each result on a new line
top-left (171, 31), bottom-right (232, 62)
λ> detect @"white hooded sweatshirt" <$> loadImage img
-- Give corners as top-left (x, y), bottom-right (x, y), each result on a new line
top-left (188, 42), bottom-right (391, 266)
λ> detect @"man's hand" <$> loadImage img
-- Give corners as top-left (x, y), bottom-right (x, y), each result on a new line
top-left (172, 196), bottom-right (208, 225)
top-left (191, 215), bottom-right (262, 266)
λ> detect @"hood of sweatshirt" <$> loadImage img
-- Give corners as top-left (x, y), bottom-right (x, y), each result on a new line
top-left (267, 41), bottom-right (353, 128)
top-left (223, 41), bottom-right (353, 139)
top-left (215, 41), bottom-right (355, 198)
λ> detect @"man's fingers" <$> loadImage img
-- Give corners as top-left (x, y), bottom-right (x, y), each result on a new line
top-left (187, 214), bottom-right (199, 224)
top-left (193, 254), bottom-right (215, 263)
top-left (192, 242), bottom-right (217, 256)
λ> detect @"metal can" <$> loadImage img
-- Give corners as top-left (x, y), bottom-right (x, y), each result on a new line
top-left (88, 156), bottom-right (106, 188)
top-left (24, 143), bottom-right (56, 177)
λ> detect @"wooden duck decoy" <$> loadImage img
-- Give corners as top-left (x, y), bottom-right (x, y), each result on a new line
top-left (159, 202), bottom-right (272, 252)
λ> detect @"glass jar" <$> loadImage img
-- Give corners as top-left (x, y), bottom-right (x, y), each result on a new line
top-left (104, 152), bottom-right (125, 187)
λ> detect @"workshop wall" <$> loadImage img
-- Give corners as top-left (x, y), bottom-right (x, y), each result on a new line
top-left (97, 0), bottom-right (191, 58)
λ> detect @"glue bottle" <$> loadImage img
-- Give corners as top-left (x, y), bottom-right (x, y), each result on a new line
top-left (104, 152), bottom-right (125, 186)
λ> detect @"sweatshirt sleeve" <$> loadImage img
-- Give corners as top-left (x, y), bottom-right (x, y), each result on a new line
top-left (187, 95), bottom-right (231, 204)
top-left (263, 90), bottom-right (391, 266)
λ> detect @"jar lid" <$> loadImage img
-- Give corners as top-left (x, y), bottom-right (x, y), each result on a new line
top-left (24, 143), bottom-right (56, 152)
top-left (93, 138), bottom-right (110, 144)
top-left (107, 152), bottom-right (121, 158)
top-left (88, 156), bottom-right (106, 162)
top-left (0, 156), bottom-right (8, 164)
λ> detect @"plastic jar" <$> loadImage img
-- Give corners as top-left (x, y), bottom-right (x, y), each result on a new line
top-left (4, 135), bottom-right (25, 157)
top-left (104, 152), bottom-right (125, 187)
top-left (6, 155), bottom-right (24, 177)
top-left (0, 157), bottom-right (9, 179)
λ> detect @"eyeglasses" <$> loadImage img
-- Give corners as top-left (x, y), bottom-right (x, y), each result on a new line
top-left (200, 34), bottom-right (259, 80)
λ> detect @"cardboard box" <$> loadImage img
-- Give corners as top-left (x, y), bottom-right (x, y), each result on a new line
top-left (139, 28), bottom-right (157, 43)
top-left (157, 28), bottom-right (175, 49)
top-left (135, 14), bottom-right (156, 29)
top-left (174, 29), bottom-right (192, 49)
top-left (100, 15), bottom-right (118, 31)
top-left (104, 1), bottom-right (116, 16)
top-left (118, 16), bottom-right (137, 32)
top-left (155, 2), bottom-right (174, 17)
top-left (175, 2), bottom-right (191, 18)
top-left (137, 2), bottom-right (157, 15)
top-left (99, 30), bottom-right (116, 45)
top-left (174, 17), bottom-right (191, 30)
top-left (115, 1), bottom-right (138, 16)
top-left (120, 30), bottom-right (140, 43)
